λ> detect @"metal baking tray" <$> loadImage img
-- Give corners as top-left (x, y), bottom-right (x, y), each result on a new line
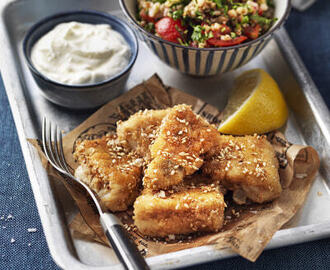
top-left (1, 0), bottom-right (330, 269)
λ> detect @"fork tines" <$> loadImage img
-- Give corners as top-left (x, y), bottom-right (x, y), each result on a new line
top-left (42, 117), bottom-right (71, 175)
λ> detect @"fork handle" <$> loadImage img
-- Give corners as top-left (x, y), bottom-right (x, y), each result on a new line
top-left (100, 213), bottom-right (150, 270)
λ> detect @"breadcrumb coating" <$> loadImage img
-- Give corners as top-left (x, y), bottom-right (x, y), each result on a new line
top-left (117, 108), bottom-right (171, 160)
top-left (143, 104), bottom-right (221, 190)
top-left (202, 134), bottom-right (281, 204)
top-left (134, 181), bottom-right (225, 237)
top-left (74, 106), bottom-right (283, 240)
top-left (74, 134), bottom-right (143, 212)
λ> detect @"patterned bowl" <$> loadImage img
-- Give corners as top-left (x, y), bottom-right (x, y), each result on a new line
top-left (120, 0), bottom-right (290, 76)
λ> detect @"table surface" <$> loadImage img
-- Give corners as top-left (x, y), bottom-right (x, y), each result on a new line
top-left (1, 1), bottom-right (330, 269)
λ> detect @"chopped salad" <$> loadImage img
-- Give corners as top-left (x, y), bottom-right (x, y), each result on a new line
top-left (137, 0), bottom-right (277, 48)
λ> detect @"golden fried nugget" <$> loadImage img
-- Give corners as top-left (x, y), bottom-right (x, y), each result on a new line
top-left (116, 108), bottom-right (171, 160)
top-left (74, 134), bottom-right (143, 212)
top-left (133, 184), bottom-right (225, 237)
top-left (203, 135), bottom-right (282, 204)
top-left (143, 104), bottom-right (221, 190)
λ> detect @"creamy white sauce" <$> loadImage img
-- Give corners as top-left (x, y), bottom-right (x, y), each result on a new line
top-left (31, 21), bottom-right (130, 85)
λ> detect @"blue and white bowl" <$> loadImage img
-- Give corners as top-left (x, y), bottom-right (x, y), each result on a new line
top-left (120, 0), bottom-right (290, 76)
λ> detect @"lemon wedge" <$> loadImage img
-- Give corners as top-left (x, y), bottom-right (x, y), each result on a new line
top-left (218, 69), bottom-right (288, 135)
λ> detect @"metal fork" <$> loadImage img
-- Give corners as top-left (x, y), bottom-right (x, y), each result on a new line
top-left (42, 117), bottom-right (149, 270)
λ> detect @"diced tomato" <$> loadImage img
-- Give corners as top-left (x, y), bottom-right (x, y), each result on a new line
top-left (139, 10), bottom-right (155, 23)
top-left (244, 24), bottom-right (261, 40)
top-left (212, 25), bottom-right (231, 38)
top-left (207, 36), bottom-right (248, 47)
top-left (258, 9), bottom-right (263, 16)
top-left (155, 17), bottom-right (185, 43)
top-left (190, 41), bottom-right (199, 48)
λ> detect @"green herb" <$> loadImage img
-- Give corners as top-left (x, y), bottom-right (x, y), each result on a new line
top-left (251, 14), bottom-right (273, 25)
top-left (242, 15), bottom-right (249, 24)
top-left (191, 25), bottom-right (206, 43)
top-left (235, 23), bottom-right (242, 33)
top-left (221, 27), bottom-right (227, 33)
top-left (212, 0), bottom-right (223, 8)
top-left (230, 32), bottom-right (236, 38)
top-left (178, 38), bottom-right (189, 46)
top-left (152, 0), bottom-right (166, 3)
top-left (267, 0), bottom-right (275, 8)
top-left (232, 2), bottom-right (243, 9)
top-left (172, 9), bottom-right (183, 20)
top-left (195, 10), bottom-right (203, 20)
top-left (145, 22), bottom-right (155, 32)
top-left (191, 25), bottom-right (202, 42)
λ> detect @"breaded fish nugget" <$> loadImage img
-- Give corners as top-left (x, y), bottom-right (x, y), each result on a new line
top-left (133, 185), bottom-right (225, 237)
top-left (143, 104), bottom-right (221, 190)
top-left (203, 135), bottom-right (281, 204)
top-left (116, 108), bottom-right (171, 160)
top-left (74, 134), bottom-right (143, 212)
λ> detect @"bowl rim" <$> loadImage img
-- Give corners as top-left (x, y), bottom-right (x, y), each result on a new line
top-left (119, 0), bottom-right (291, 51)
top-left (23, 9), bottom-right (139, 89)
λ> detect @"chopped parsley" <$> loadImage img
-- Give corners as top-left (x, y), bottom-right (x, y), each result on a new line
top-left (145, 22), bottom-right (155, 32)
top-left (138, 0), bottom-right (277, 48)
top-left (172, 9), bottom-right (183, 20)
top-left (242, 16), bottom-right (249, 24)
top-left (191, 25), bottom-right (206, 43)
top-left (212, 0), bottom-right (224, 8)
top-left (251, 15), bottom-right (273, 26)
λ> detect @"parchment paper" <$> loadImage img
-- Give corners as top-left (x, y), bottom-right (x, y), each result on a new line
top-left (32, 74), bottom-right (320, 262)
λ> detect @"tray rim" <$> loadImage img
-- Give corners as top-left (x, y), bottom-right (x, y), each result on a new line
top-left (1, 0), bottom-right (330, 269)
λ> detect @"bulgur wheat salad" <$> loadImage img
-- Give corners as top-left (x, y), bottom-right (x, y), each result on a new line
top-left (137, 0), bottom-right (277, 48)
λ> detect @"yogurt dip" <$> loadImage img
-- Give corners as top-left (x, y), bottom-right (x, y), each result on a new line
top-left (31, 21), bottom-right (130, 85)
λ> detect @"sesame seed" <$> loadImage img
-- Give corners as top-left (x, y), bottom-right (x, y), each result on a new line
top-left (158, 190), bottom-right (166, 198)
